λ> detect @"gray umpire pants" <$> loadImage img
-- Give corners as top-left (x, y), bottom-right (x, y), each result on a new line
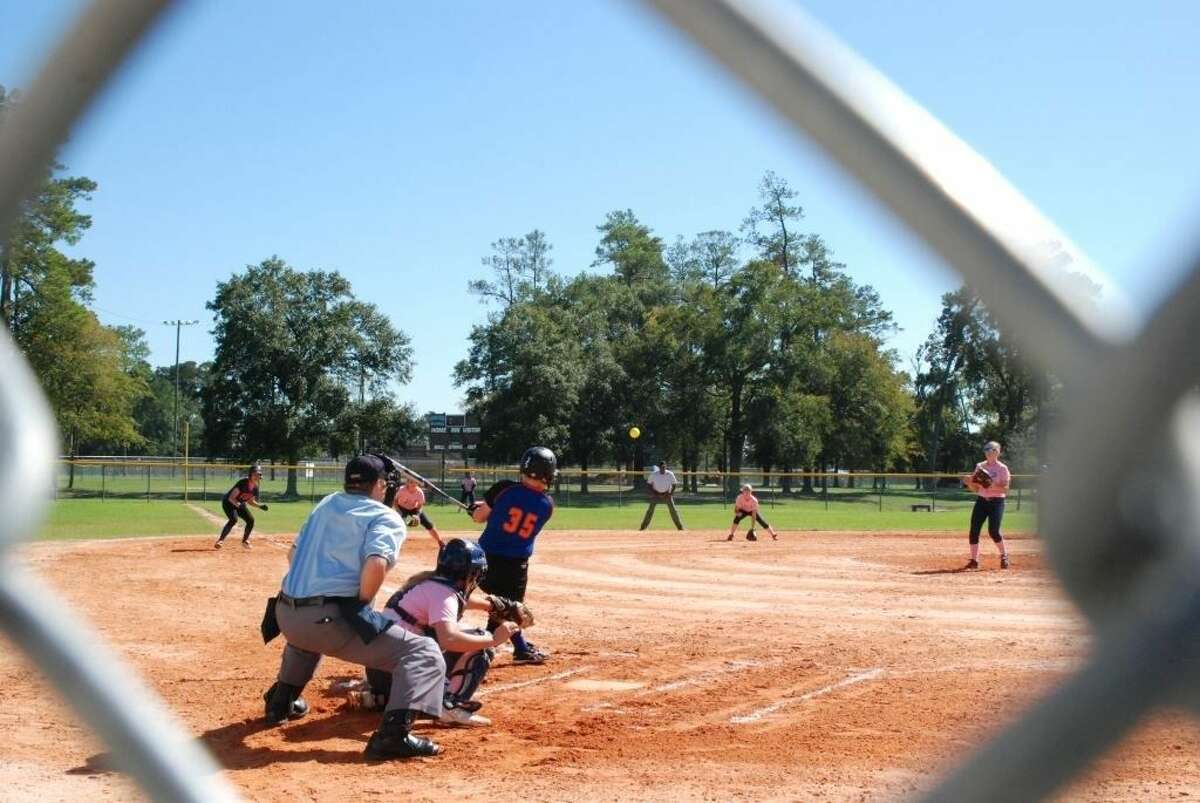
top-left (276, 600), bottom-right (445, 718)
top-left (639, 493), bottom-right (684, 530)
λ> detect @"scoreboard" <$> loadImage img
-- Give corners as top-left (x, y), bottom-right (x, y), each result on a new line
top-left (426, 412), bottom-right (481, 453)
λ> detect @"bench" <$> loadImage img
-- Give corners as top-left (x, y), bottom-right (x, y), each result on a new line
top-left (911, 504), bottom-right (932, 512)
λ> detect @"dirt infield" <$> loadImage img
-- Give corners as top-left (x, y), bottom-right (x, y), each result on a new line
top-left (2, 529), bottom-right (1198, 802)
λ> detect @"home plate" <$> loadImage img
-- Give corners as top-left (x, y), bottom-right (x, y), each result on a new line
top-left (565, 679), bottom-right (645, 692)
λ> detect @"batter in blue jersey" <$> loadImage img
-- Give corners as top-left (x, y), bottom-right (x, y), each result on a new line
top-left (469, 446), bottom-right (556, 665)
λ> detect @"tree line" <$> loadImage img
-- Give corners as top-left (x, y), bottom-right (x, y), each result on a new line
top-left (455, 171), bottom-right (1061, 488)
top-left (3, 82), bottom-right (1056, 494)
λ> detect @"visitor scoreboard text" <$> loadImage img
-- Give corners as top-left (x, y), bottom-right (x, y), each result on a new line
top-left (426, 413), bottom-right (481, 452)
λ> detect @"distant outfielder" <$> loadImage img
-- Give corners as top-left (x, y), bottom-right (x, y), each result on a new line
top-left (962, 441), bottom-right (1011, 570)
top-left (726, 484), bottom-right (779, 541)
top-left (468, 446), bottom-right (556, 665)
top-left (215, 464), bottom-right (268, 549)
top-left (460, 471), bottom-right (478, 507)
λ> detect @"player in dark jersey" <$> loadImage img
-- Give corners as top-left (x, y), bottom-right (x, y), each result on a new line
top-left (215, 464), bottom-right (269, 549)
top-left (469, 446), bottom-right (556, 665)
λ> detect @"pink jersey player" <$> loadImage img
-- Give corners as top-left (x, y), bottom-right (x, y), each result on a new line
top-left (391, 477), bottom-right (444, 547)
top-left (727, 485), bottom-right (778, 542)
top-left (960, 442), bottom-right (1011, 570)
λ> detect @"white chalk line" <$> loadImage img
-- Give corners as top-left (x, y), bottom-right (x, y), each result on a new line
top-left (478, 666), bottom-right (593, 697)
top-left (185, 503), bottom-right (291, 550)
top-left (640, 659), bottom-right (766, 695)
top-left (730, 668), bottom-right (885, 724)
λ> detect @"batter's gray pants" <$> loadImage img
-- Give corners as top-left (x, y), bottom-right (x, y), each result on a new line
top-left (640, 494), bottom-right (684, 530)
top-left (275, 601), bottom-right (445, 718)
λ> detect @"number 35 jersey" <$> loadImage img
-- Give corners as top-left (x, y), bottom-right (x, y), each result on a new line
top-left (478, 480), bottom-right (555, 559)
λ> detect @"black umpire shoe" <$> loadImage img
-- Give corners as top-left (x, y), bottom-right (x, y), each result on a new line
top-left (365, 710), bottom-right (441, 760)
top-left (264, 682), bottom-right (308, 725)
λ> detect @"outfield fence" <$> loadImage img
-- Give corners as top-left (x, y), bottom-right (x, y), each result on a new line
top-left (2, 1), bottom-right (1197, 801)
top-left (53, 459), bottom-right (1040, 515)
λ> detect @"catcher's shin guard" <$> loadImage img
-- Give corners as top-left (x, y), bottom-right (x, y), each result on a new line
top-left (264, 681), bottom-right (308, 725)
top-left (444, 644), bottom-right (494, 706)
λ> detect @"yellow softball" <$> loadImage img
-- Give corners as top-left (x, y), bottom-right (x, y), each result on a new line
top-left (629, 426), bottom-right (641, 440)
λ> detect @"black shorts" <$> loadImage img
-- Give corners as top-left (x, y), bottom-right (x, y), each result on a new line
top-left (222, 498), bottom-right (251, 522)
top-left (479, 553), bottom-right (529, 602)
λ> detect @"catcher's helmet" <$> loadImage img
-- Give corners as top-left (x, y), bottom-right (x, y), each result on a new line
top-left (436, 538), bottom-right (488, 590)
top-left (520, 446), bottom-right (557, 485)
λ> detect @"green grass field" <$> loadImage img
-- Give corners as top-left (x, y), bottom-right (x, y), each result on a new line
top-left (37, 499), bottom-right (216, 540)
top-left (34, 496), bottom-right (1037, 540)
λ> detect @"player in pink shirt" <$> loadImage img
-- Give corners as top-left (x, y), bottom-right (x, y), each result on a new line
top-left (961, 441), bottom-right (1011, 570)
top-left (360, 539), bottom-right (520, 727)
top-left (390, 476), bottom-right (445, 548)
top-left (726, 484), bottom-right (779, 541)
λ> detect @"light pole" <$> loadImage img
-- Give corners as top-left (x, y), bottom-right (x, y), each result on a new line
top-left (163, 319), bottom-right (199, 459)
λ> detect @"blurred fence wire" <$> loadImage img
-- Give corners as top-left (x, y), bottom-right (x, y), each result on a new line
top-left (2, 0), bottom-right (1198, 801)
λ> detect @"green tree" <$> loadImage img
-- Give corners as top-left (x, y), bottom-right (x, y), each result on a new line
top-left (2, 85), bottom-right (149, 454)
top-left (823, 333), bottom-right (913, 477)
top-left (454, 301), bottom-right (582, 464)
top-left (0, 87), bottom-right (97, 333)
top-left (330, 396), bottom-right (424, 459)
top-left (203, 257), bottom-right (412, 496)
top-left (20, 269), bottom-right (146, 453)
top-left (469, 229), bottom-right (557, 306)
top-left (741, 170), bottom-right (803, 276)
top-left (593, 210), bottom-right (669, 288)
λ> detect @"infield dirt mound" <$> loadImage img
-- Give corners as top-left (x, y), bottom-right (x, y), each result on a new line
top-left (1, 529), bottom-right (1197, 801)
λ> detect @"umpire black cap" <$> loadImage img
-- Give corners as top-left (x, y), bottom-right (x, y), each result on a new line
top-left (345, 454), bottom-right (385, 485)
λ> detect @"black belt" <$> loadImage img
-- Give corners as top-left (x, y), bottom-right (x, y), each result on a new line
top-left (278, 593), bottom-right (355, 608)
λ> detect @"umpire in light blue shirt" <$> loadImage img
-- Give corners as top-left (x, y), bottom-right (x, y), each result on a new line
top-left (263, 454), bottom-right (446, 760)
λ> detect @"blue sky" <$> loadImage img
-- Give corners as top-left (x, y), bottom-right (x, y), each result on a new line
top-left (4, 1), bottom-right (1199, 414)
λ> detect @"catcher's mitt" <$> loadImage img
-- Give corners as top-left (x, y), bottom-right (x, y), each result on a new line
top-left (970, 467), bottom-right (993, 488)
top-left (486, 594), bottom-right (534, 627)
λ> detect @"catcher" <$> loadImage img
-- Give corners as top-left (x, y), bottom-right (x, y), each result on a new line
top-left (961, 441), bottom-right (1011, 570)
top-left (359, 538), bottom-right (531, 726)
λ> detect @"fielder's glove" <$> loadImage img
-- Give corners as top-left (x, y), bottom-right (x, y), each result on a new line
top-left (486, 594), bottom-right (535, 627)
top-left (260, 503), bottom-right (270, 511)
top-left (970, 468), bottom-right (992, 488)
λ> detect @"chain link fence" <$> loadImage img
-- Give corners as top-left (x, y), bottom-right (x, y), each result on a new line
top-left (2, 1), bottom-right (1197, 801)
top-left (53, 459), bottom-right (1041, 518)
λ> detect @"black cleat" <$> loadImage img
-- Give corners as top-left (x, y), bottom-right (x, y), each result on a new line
top-left (365, 710), bottom-right (441, 760)
top-left (365, 731), bottom-right (441, 760)
top-left (264, 682), bottom-right (308, 725)
top-left (1001, 555), bottom-right (1011, 569)
top-left (512, 642), bottom-right (550, 664)
top-left (964, 559), bottom-right (979, 571)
